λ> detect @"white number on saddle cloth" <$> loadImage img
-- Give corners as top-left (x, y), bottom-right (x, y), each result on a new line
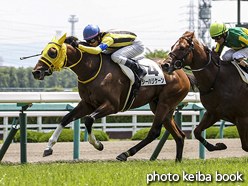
top-left (137, 58), bottom-right (166, 86)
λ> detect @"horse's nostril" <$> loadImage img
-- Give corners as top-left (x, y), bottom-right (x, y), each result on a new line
top-left (32, 70), bottom-right (44, 80)
top-left (32, 70), bottom-right (40, 76)
top-left (162, 63), bottom-right (170, 71)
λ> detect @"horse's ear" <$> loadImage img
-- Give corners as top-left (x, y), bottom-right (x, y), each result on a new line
top-left (51, 36), bottom-right (57, 42)
top-left (191, 31), bottom-right (195, 39)
top-left (58, 33), bottom-right (67, 45)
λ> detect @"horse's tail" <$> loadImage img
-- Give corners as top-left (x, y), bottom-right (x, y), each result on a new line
top-left (185, 72), bottom-right (198, 92)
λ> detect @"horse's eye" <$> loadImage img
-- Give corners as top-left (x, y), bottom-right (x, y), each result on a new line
top-left (180, 46), bottom-right (185, 51)
top-left (48, 47), bottom-right (58, 59)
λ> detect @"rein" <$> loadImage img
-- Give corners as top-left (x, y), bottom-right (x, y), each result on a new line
top-left (78, 53), bottom-right (103, 84)
top-left (183, 50), bottom-right (212, 72)
top-left (67, 48), bottom-right (82, 69)
top-left (199, 51), bottom-right (221, 96)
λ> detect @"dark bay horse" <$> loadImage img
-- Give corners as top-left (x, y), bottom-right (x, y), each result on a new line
top-left (32, 33), bottom-right (193, 161)
top-left (161, 31), bottom-right (248, 153)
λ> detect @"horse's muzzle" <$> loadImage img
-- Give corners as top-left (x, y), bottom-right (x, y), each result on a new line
top-left (161, 63), bottom-right (172, 74)
top-left (32, 70), bottom-right (45, 80)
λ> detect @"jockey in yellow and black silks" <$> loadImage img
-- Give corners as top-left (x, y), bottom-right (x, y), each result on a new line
top-left (71, 25), bottom-right (147, 92)
top-left (210, 21), bottom-right (248, 68)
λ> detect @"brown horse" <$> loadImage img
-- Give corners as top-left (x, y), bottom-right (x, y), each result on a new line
top-left (32, 33), bottom-right (192, 161)
top-left (161, 31), bottom-right (248, 153)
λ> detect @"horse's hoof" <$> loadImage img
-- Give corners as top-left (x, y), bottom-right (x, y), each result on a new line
top-left (97, 142), bottom-right (104, 151)
top-left (43, 148), bottom-right (53, 157)
top-left (215, 143), bottom-right (227, 150)
top-left (116, 153), bottom-right (127, 161)
top-left (175, 158), bottom-right (182, 163)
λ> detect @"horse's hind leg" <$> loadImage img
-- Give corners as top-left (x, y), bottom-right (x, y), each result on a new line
top-left (235, 117), bottom-right (248, 152)
top-left (194, 111), bottom-right (227, 151)
top-left (43, 100), bottom-right (93, 157)
top-left (84, 100), bottom-right (116, 151)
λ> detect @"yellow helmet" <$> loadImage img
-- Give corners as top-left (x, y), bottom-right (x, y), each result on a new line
top-left (209, 21), bottom-right (228, 37)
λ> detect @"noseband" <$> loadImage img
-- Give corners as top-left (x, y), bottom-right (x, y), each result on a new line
top-left (169, 37), bottom-right (194, 70)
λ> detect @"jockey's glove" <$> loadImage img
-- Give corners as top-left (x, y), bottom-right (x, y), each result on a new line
top-left (237, 58), bottom-right (248, 68)
top-left (237, 59), bottom-right (248, 72)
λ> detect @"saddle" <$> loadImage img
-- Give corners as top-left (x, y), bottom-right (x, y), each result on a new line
top-left (231, 61), bottom-right (248, 84)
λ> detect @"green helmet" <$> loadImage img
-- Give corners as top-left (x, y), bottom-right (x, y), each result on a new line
top-left (209, 21), bottom-right (228, 37)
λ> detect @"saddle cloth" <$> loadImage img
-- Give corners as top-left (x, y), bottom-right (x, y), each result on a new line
top-left (138, 58), bottom-right (166, 86)
top-left (231, 61), bottom-right (248, 84)
top-left (119, 58), bottom-right (166, 111)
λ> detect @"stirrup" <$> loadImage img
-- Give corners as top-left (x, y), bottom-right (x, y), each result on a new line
top-left (136, 66), bottom-right (147, 80)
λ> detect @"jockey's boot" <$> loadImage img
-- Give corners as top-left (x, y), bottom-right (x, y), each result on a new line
top-left (124, 59), bottom-right (147, 97)
top-left (124, 59), bottom-right (147, 84)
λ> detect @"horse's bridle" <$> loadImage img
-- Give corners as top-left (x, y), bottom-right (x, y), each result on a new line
top-left (39, 43), bottom-right (82, 74)
top-left (169, 37), bottom-right (195, 70)
top-left (169, 37), bottom-right (215, 72)
top-left (169, 37), bottom-right (222, 95)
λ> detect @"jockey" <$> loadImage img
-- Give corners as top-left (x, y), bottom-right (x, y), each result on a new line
top-left (72, 24), bottom-right (147, 91)
top-left (209, 21), bottom-right (248, 68)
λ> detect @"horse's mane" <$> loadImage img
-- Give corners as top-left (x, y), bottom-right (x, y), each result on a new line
top-left (182, 31), bottom-right (194, 38)
top-left (211, 48), bottom-right (221, 60)
top-left (64, 36), bottom-right (110, 59)
top-left (183, 31), bottom-right (222, 64)
top-left (200, 41), bottom-right (222, 65)
top-left (64, 36), bottom-right (90, 46)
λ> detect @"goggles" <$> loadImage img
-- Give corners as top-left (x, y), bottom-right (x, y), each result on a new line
top-left (86, 38), bottom-right (97, 44)
top-left (212, 35), bottom-right (222, 40)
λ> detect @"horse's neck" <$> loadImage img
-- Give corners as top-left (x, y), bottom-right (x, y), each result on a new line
top-left (67, 50), bottom-right (101, 82)
top-left (192, 45), bottom-right (218, 92)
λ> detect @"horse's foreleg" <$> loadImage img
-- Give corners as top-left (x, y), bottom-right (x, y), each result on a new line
top-left (85, 100), bottom-right (116, 151)
top-left (194, 111), bottom-right (226, 151)
top-left (235, 117), bottom-right (248, 152)
top-left (43, 124), bottom-right (63, 156)
top-left (43, 100), bottom-right (93, 157)
top-left (85, 115), bottom-right (103, 151)
top-left (117, 123), bottom-right (163, 161)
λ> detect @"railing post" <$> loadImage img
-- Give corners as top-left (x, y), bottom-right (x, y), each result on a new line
top-left (3, 117), bottom-right (8, 142)
top-left (191, 115), bottom-right (197, 139)
top-left (102, 117), bottom-right (106, 133)
top-left (19, 112), bottom-right (27, 163)
top-left (132, 115), bottom-right (137, 136)
top-left (84, 117), bottom-right (88, 142)
top-left (199, 109), bottom-right (206, 159)
top-left (37, 116), bottom-right (42, 132)
top-left (0, 118), bottom-right (19, 161)
top-left (84, 127), bottom-right (88, 142)
top-left (17, 103), bottom-right (32, 164)
top-left (219, 120), bottom-right (225, 139)
top-left (150, 130), bottom-right (170, 161)
top-left (73, 119), bottom-right (80, 159)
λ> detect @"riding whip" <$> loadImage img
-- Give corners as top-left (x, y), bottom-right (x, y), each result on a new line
top-left (20, 53), bottom-right (41, 60)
